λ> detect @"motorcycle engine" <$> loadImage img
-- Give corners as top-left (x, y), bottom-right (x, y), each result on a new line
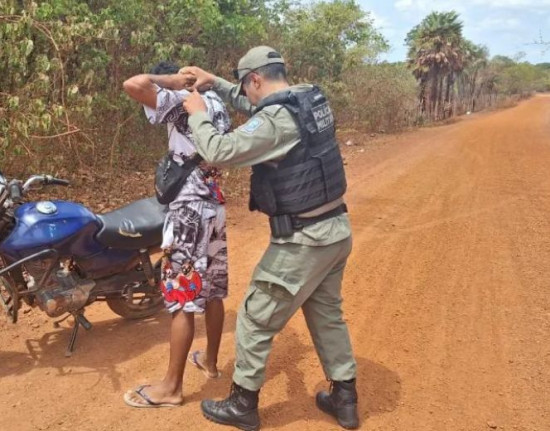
top-left (24, 259), bottom-right (95, 317)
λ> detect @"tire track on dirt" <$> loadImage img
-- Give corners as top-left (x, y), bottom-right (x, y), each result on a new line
top-left (342, 95), bottom-right (550, 431)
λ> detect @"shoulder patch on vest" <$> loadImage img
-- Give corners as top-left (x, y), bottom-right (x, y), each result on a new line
top-left (240, 117), bottom-right (264, 134)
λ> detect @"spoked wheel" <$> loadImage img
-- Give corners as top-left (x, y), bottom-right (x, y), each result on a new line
top-left (106, 279), bottom-right (164, 319)
top-left (0, 275), bottom-right (19, 323)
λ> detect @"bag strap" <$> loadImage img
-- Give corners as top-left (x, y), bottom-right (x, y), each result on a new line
top-left (189, 152), bottom-right (203, 165)
top-left (170, 151), bottom-right (203, 166)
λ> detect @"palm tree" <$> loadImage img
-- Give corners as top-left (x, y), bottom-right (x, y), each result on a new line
top-left (406, 11), bottom-right (465, 120)
top-left (456, 40), bottom-right (490, 113)
top-left (465, 42), bottom-right (489, 112)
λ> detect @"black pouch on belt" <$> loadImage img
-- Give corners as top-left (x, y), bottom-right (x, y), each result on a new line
top-left (269, 203), bottom-right (348, 238)
top-left (269, 214), bottom-right (294, 238)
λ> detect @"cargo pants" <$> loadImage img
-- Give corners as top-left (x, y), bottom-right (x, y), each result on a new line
top-left (233, 235), bottom-right (357, 391)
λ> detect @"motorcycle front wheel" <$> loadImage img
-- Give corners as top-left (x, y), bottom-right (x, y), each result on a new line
top-left (106, 280), bottom-right (164, 319)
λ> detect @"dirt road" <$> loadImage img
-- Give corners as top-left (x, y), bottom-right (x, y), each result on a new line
top-left (2, 95), bottom-right (550, 431)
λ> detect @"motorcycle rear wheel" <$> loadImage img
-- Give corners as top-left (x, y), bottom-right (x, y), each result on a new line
top-left (106, 281), bottom-right (164, 320)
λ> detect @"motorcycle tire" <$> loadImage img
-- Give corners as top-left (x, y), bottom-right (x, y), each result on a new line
top-left (106, 292), bottom-right (164, 319)
top-left (106, 259), bottom-right (164, 319)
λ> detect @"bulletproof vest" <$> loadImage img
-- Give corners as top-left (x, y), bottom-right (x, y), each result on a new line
top-left (249, 86), bottom-right (346, 216)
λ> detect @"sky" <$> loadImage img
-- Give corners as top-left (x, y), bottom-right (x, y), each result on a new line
top-left (359, 0), bottom-right (550, 64)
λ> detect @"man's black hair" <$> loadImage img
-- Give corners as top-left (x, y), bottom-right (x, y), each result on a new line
top-left (243, 63), bottom-right (287, 86)
top-left (150, 61), bottom-right (179, 75)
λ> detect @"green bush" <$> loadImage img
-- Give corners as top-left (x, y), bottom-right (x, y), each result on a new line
top-left (1, 0), bottom-right (548, 188)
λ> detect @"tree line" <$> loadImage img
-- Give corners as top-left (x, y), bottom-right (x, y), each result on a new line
top-left (1, 0), bottom-right (549, 179)
top-left (405, 11), bottom-right (549, 120)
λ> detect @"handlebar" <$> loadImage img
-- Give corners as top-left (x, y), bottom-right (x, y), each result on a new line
top-left (0, 175), bottom-right (70, 210)
top-left (23, 175), bottom-right (70, 192)
top-left (48, 178), bottom-right (70, 187)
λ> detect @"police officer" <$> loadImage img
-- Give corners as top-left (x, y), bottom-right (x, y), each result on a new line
top-left (181, 46), bottom-right (359, 430)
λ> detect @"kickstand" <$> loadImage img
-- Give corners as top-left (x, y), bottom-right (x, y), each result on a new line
top-left (65, 311), bottom-right (92, 357)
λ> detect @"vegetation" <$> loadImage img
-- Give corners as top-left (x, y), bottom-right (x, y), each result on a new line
top-left (405, 11), bottom-right (550, 121)
top-left (1, 1), bottom-right (549, 186)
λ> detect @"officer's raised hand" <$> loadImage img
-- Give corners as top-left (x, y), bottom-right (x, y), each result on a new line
top-left (183, 89), bottom-right (207, 115)
top-left (179, 66), bottom-right (216, 92)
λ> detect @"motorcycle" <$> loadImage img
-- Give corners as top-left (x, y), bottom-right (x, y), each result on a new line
top-left (0, 172), bottom-right (166, 356)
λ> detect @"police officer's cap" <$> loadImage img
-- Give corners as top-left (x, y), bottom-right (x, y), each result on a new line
top-left (233, 46), bottom-right (285, 95)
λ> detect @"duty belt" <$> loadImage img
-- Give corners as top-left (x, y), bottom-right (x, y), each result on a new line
top-left (268, 203), bottom-right (347, 238)
top-left (291, 203), bottom-right (348, 229)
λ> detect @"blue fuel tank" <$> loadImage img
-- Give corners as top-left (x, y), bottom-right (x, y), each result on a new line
top-left (0, 201), bottom-right (101, 257)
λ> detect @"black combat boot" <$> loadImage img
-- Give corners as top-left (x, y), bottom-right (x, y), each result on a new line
top-left (316, 379), bottom-right (359, 429)
top-left (201, 382), bottom-right (260, 431)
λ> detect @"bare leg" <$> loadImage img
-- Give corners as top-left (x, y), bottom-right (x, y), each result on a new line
top-left (202, 298), bottom-right (224, 375)
top-left (125, 311), bottom-right (194, 405)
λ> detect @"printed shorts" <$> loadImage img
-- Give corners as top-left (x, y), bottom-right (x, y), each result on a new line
top-left (161, 201), bottom-right (228, 313)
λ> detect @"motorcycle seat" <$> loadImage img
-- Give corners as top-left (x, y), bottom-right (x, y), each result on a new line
top-left (96, 197), bottom-right (167, 250)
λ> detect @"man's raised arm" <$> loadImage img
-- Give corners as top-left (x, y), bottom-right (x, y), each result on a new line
top-left (123, 73), bottom-right (194, 108)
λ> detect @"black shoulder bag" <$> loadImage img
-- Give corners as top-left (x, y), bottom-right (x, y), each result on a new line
top-left (154, 152), bottom-right (203, 204)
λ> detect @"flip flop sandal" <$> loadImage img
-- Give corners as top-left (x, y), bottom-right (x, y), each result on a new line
top-left (188, 350), bottom-right (222, 379)
top-left (123, 385), bottom-right (183, 408)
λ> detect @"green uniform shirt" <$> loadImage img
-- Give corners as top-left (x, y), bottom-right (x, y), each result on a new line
top-left (188, 77), bottom-right (351, 247)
